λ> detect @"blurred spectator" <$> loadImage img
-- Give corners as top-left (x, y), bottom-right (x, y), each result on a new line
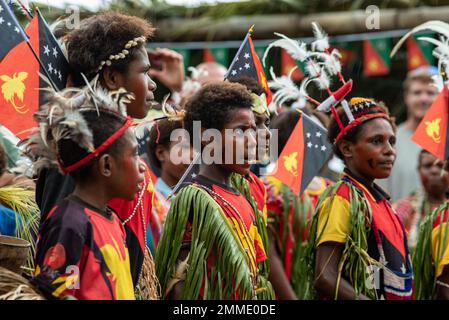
top-left (146, 118), bottom-right (194, 255)
top-left (148, 48), bottom-right (185, 93)
top-left (0, 142), bottom-right (34, 190)
top-left (379, 67), bottom-right (439, 201)
top-left (195, 62), bottom-right (227, 85)
top-left (178, 62), bottom-right (227, 106)
top-left (394, 149), bottom-right (449, 249)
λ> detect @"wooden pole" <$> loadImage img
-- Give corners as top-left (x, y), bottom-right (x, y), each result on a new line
top-left (154, 6), bottom-right (449, 41)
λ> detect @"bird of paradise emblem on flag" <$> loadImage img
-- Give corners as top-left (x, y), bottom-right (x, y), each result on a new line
top-left (0, 71), bottom-right (28, 114)
top-left (282, 152), bottom-right (298, 177)
top-left (425, 118), bottom-right (441, 144)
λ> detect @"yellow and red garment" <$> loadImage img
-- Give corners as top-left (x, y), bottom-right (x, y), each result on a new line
top-left (32, 196), bottom-right (134, 300)
top-left (147, 189), bottom-right (169, 250)
top-left (316, 170), bottom-right (412, 300)
top-left (394, 190), bottom-right (443, 249)
top-left (183, 176), bottom-right (267, 264)
top-left (247, 171), bottom-right (268, 226)
top-left (431, 208), bottom-right (449, 278)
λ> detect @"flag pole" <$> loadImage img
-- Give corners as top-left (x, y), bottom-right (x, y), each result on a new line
top-left (16, 0), bottom-right (33, 20)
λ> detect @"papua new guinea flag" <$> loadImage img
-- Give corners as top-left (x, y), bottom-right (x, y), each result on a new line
top-left (0, 8), bottom-right (38, 138)
top-left (225, 28), bottom-right (272, 104)
top-left (412, 85), bottom-right (449, 161)
top-left (271, 111), bottom-right (332, 195)
top-left (363, 38), bottom-right (391, 76)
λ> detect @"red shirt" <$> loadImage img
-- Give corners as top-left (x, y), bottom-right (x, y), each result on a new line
top-left (33, 196), bottom-right (134, 300)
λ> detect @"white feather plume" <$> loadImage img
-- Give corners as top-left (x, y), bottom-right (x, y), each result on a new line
top-left (304, 59), bottom-right (331, 90)
top-left (417, 36), bottom-right (449, 77)
top-left (313, 72), bottom-right (331, 90)
top-left (268, 67), bottom-right (305, 108)
top-left (318, 49), bottom-right (342, 76)
top-left (391, 20), bottom-right (449, 58)
top-left (311, 22), bottom-right (329, 52)
top-left (305, 60), bottom-right (321, 78)
top-left (263, 33), bottom-right (308, 66)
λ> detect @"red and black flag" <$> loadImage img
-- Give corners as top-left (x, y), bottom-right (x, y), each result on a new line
top-left (225, 26), bottom-right (272, 104)
top-left (0, 0), bottom-right (36, 138)
top-left (0, 8), bottom-right (69, 138)
top-left (32, 9), bottom-right (70, 102)
top-left (412, 85), bottom-right (449, 161)
top-left (271, 111), bottom-right (332, 195)
top-left (0, 0), bottom-right (28, 61)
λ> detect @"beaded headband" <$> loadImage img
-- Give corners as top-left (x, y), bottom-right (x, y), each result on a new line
top-left (334, 97), bottom-right (389, 143)
top-left (96, 36), bottom-right (147, 73)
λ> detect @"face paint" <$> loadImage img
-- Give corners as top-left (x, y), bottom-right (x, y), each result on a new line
top-left (346, 118), bottom-right (396, 181)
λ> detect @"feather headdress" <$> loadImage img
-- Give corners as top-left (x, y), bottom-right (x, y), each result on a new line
top-left (391, 21), bottom-right (449, 83)
top-left (268, 67), bottom-right (307, 109)
top-left (264, 22), bottom-right (351, 115)
top-left (28, 78), bottom-right (134, 174)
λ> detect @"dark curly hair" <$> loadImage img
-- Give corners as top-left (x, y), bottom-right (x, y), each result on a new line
top-left (328, 100), bottom-right (396, 160)
top-left (57, 109), bottom-right (128, 182)
top-left (148, 119), bottom-right (183, 170)
top-left (227, 76), bottom-right (264, 95)
top-left (65, 11), bottom-right (155, 86)
top-left (183, 81), bottom-right (253, 147)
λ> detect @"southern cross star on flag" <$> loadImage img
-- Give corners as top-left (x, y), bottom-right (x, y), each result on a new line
top-left (0, 7), bottom-right (69, 138)
top-left (34, 9), bottom-right (70, 103)
top-left (225, 26), bottom-right (272, 104)
top-left (0, 0), bottom-right (34, 138)
top-left (0, 0), bottom-right (28, 61)
top-left (271, 111), bottom-right (332, 195)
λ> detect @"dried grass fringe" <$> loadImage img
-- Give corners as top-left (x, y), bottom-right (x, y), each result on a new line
top-left (0, 267), bottom-right (44, 300)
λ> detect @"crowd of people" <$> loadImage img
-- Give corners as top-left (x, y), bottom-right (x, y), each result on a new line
top-left (1, 10), bottom-right (449, 301)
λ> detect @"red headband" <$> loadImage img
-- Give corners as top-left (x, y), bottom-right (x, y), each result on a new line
top-left (334, 112), bottom-right (389, 144)
top-left (58, 116), bottom-right (133, 173)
